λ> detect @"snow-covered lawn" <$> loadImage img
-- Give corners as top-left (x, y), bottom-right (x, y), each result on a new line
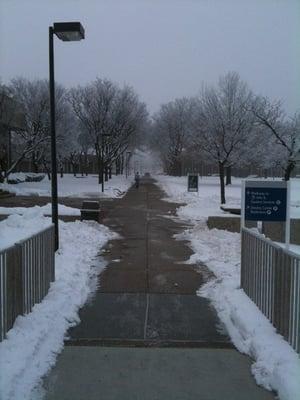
top-left (0, 173), bottom-right (134, 198)
top-left (0, 211), bottom-right (117, 400)
top-left (0, 203), bottom-right (80, 219)
top-left (154, 175), bottom-right (300, 219)
top-left (156, 174), bottom-right (300, 400)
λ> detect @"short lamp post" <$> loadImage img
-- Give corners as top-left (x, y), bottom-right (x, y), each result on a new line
top-left (49, 22), bottom-right (85, 251)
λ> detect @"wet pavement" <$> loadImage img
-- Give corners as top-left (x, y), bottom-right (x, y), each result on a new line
top-left (43, 177), bottom-right (275, 400)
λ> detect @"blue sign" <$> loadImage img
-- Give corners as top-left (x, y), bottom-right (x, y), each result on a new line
top-left (245, 186), bottom-right (287, 221)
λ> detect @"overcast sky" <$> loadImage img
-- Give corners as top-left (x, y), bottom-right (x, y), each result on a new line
top-left (0, 0), bottom-right (299, 115)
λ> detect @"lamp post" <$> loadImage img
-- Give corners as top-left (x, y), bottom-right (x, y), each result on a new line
top-left (49, 22), bottom-right (85, 251)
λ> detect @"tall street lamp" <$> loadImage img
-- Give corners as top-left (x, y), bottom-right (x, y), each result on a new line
top-left (49, 22), bottom-right (85, 251)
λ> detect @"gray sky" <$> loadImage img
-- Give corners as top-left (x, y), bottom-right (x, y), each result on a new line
top-left (1, 0), bottom-right (299, 115)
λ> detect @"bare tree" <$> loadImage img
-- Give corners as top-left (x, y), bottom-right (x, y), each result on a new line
top-left (69, 78), bottom-right (147, 183)
top-left (7, 78), bottom-right (75, 179)
top-left (192, 72), bottom-right (255, 203)
top-left (250, 97), bottom-right (300, 180)
top-left (0, 83), bottom-right (25, 181)
top-left (7, 78), bottom-right (50, 176)
top-left (152, 97), bottom-right (194, 176)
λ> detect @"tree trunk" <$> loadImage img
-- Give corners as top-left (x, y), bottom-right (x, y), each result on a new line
top-left (85, 153), bottom-right (88, 176)
top-left (98, 157), bottom-right (103, 184)
top-left (104, 167), bottom-right (109, 181)
top-left (218, 161), bottom-right (226, 204)
top-left (176, 160), bottom-right (182, 177)
top-left (109, 167), bottom-right (112, 179)
top-left (72, 163), bottom-right (77, 177)
top-left (284, 160), bottom-right (295, 181)
top-left (43, 162), bottom-right (51, 180)
top-left (225, 166), bottom-right (232, 185)
top-left (120, 154), bottom-right (124, 174)
top-left (116, 157), bottom-right (120, 175)
top-left (33, 162), bottom-right (39, 173)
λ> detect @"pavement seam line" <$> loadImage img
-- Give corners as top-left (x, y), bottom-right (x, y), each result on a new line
top-left (144, 186), bottom-right (150, 339)
top-left (143, 293), bottom-right (150, 339)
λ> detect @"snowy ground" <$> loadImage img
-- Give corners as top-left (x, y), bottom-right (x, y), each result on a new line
top-left (0, 173), bottom-right (134, 198)
top-left (0, 205), bottom-right (81, 251)
top-left (0, 209), bottom-right (53, 251)
top-left (155, 174), bottom-right (300, 400)
top-left (0, 211), bottom-right (117, 400)
top-left (154, 175), bottom-right (300, 219)
top-left (0, 203), bottom-right (80, 219)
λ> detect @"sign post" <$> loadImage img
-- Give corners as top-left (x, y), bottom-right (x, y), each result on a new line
top-left (187, 173), bottom-right (199, 193)
top-left (242, 180), bottom-right (290, 248)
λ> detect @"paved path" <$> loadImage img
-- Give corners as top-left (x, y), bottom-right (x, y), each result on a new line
top-left (43, 177), bottom-right (274, 400)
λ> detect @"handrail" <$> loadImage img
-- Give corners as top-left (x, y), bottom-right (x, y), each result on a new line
top-left (242, 226), bottom-right (300, 259)
top-left (0, 225), bottom-right (55, 341)
top-left (241, 227), bottom-right (300, 354)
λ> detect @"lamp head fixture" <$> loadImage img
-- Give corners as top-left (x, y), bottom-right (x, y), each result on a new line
top-left (53, 22), bottom-right (85, 41)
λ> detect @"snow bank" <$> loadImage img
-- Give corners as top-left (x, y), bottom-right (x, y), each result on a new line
top-left (0, 209), bottom-right (53, 250)
top-left (0, 203), bottom-right (80, 218)
top-left (0, 216), bottom-right (117, 400)
top-left (156, 174), bottom-right (300, 400)
top-left (6, 172), bottom-right (45, 184)
top-left (0, 173), bottom-right (133, 198)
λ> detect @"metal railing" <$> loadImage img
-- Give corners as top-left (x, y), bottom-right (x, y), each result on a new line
top-left (241, 227), bottom-right (300, 353)
top-left (0, 225), bottom-right (55, 341)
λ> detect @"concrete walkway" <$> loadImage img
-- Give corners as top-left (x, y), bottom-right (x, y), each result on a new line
top-left (43, 177), bottom-right (275, 400)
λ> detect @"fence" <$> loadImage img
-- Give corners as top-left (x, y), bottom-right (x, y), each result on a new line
top-left (241, 227), bottom-right (300, 353)
top-left (0, 225), bottom-right (55, 341)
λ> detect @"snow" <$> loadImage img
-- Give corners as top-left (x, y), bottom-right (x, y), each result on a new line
top-left (7, 172), bottom-right (29, 183)
top-left (156, 174), bottom-right (300, 400)
top-left (0, 203), bottom-right (80, 218)
top-left (276, 242), bottom-right (300, 256)
top-left (0, 214), bottom-right (117, 400)
top-left (154, 175), bottom-right (300, 219)
top-left (0, 173), bottom-right (134, 198)
top-left (6, 172), bottom-right (45, 184)
top-left (0, 209), bottom-right (53, 251)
